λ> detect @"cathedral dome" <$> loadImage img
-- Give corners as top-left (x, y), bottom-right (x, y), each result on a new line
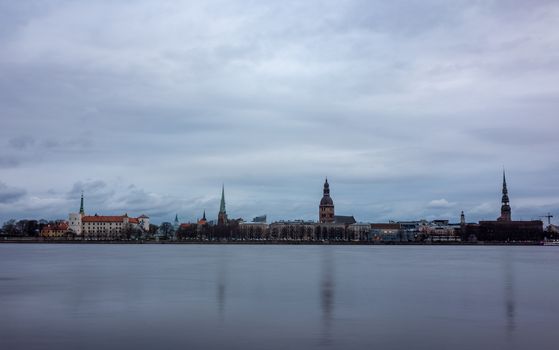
top-left (320, 196), bottom-right (333, 206)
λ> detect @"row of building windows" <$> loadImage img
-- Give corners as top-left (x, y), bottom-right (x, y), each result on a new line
top-left (85, 222), bottom-right (123, 226)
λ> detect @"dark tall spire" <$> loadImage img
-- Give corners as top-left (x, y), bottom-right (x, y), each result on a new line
top-left (218, 185), bottom-right (228, 225)
top-left (79, 192), bottom-right (84, 215)
top-left (501, 171), bottom-right (509, 204)
top-left (198, 210), bottom-right (208, 225)
top-left (219, 184), bottom-right (226, 214)
top-left (323, 177), bottom-right (330, 196)
top-left (499, 170), bottom-right (511, 221)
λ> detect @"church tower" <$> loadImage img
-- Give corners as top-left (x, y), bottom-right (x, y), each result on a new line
top-left (218, 185), bottom-right (228, 225)
top-left (79, 191), bottom-right (85, 216)
top-left (319, 178), bottom-right (335, 223)
top-left (198, 210), bottom-right (208, 225)
top-left (173, 214), bottom-right (179, 230)
top-left (498, 171), bottom-right (512, 221)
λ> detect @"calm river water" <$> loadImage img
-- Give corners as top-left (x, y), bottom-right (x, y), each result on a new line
top-left (0, 244), bottom-right (558, 350)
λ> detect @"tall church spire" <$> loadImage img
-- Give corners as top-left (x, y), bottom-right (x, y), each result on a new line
top-left (219, 184), bottom-right (226, 214)
top-left (498, 170), bottom-right (511, 221)
top-left (501, 171), bottom-right (509, 202)
top-left (218, 185), bottom-right (228, 225)
top-left (79, 192), bottom-right (84, 215)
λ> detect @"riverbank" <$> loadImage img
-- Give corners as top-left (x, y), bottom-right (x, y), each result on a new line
top-left (0, 238), bottom-right (545, 246)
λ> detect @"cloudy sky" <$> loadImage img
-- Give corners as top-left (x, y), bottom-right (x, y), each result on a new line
top-left (1, 0), bottom-right (558, 225)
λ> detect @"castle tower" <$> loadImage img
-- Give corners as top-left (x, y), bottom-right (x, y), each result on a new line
top-left (319, 178), bottom-right (335, 223)
top-left (218, 185), bottom-right (228, 225)
top-left (498, 171), bottom-right (512, 221)
top-left (69, 192), bottom-right (84, 235)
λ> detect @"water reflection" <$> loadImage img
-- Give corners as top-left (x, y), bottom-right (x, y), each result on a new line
top-left (216, 254), bottom-right (227, 319)
top-left (319, 248), bottom-right (335, 346)
top-left (503, 250), bottom-right (516, 337)
top-left (3, 245), bottom-right (559, 350)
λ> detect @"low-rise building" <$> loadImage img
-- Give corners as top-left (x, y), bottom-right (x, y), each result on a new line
top-left (419, 219), bottom-right (461, 242)
top-left (348, 223), bottom-right (372, 241)
top-left (370, 223), bottom-right (403, 241)
top-left (40, 222), bottom-right (70, 238)
top-left (462, 220), bottom-right (543, 242)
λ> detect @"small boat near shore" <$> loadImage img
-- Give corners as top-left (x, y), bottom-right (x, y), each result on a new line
top-left (543, 240), bottom-right (559, 246)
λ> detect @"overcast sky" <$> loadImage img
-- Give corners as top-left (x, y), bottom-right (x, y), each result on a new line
top-left (1, 0), bottom-right (558, 225)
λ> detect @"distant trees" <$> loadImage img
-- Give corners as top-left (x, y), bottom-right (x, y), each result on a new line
top-left (159, 222), bottom-right (175, 239)
top-left (176, 224), bottom-right (199, 240)
top-left (18, 220), bottom-right (39, 237)
top-left (120, 223), bottom-right (132, 239)
top-left (149, 224), bottom-right (159, 235)
top-left (1, 219), bottom-right (17, 235)
top-left (1, 219), bottom-right (44, 236)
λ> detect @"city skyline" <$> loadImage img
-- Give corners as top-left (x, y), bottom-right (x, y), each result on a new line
top-left (46, 173), bottom-right (550, 225)
top-left (1, 1), bottom-right (558, 224)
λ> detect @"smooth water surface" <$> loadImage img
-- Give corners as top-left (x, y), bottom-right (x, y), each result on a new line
top-left (1, 244), bottom-right (558, 350)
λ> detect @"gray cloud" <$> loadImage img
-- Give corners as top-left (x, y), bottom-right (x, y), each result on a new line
top-left (0, 156), bottom-right (20, 168)
top-left (8, 136), bottom-right (35, 150)
top-left (0, 181), bottom-right (26, 204)
top-left (0, 1), bottom-right (558, 225)
top-left (68, 180), bottom-right (109, 199)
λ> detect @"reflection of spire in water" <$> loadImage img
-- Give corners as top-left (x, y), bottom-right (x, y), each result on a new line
top-left (217, 255), bottom-right (227, 319)
top-left (319, 248), bottom-right (335, 346)
top-left (503, 250), bottom-right (516, 337)
top-left (322, 271), bottom-right (333, 321)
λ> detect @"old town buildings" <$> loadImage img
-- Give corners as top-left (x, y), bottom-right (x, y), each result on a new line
top-left (186, 174), bottom-right (544, 242)
top-left (28, 172), bottom-right (546, 242)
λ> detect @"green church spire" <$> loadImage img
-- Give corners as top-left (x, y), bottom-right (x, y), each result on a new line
top-left (219, 184), bottom-right (226, 214)
top-left (218, 185), bottom-right (228, 225)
